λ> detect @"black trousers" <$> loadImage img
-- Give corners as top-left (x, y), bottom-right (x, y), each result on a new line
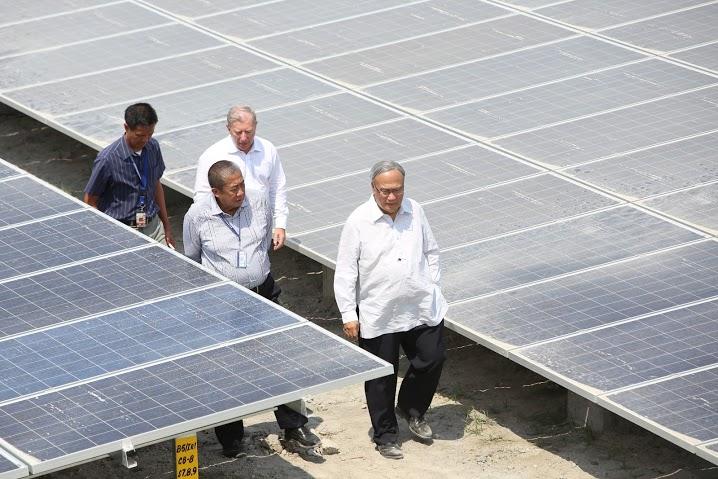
top-left (359, 320), bottom-right (446, 445)
top-left (214, 273), bottom-right (307, 448)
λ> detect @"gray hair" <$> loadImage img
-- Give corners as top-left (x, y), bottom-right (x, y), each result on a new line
top-left (370, 160), bottom-right (405, 181)
top-left (208, 160), bottom-right (242, 189)
top-left (226, 105), bottom-right (257, 126)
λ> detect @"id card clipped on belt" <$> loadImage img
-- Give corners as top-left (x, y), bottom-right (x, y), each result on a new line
top-left (136, 194), bottom-right (147, 228)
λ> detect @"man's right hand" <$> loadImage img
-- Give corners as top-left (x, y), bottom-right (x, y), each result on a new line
top-left (342, 321), bottom-right (360, 340)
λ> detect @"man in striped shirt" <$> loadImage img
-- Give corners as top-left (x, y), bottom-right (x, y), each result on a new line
top-left (183, 160), bottom-right (320, 458)
top-left (83, 103), bottom-right (174, 247)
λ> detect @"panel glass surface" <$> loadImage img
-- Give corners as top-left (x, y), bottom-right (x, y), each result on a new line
top-left (280, 119), bottom-right (469, 187)
top-left (672, 43), bottom-right (718, 73)
top-left (496, 86), bottom-right (718, 168)
top-left (536, 0), bottom-right (706, 29)
top-left (640, 183), bottom-right (718, 234)
top-left (0, 246), bottom-right (221, 338)
top-left (249, 1), bottom-right (508, 62)
top-left (441, 206), bottom-right (701, 302)
top-left (287, 146), bottom-right (539, 234)
top-left (56, 68), bottom-right (335, 144)
top-left (365, 36), bottom-right (643, 112)
top-left (0, 0), bottom-right (117, 25)
top-left (448, 240), bottom-right (718, 348)
top-left (0, 324), bottom-right (387, 462)
top-left (163, 169), bottom-right (197, 194)
top-left (291, 225), bottom-right (343, 265)
top-left (565, 133), bottom-right (718, 199)
top-left (0, 24), bottom-right (223, 90)
top-left (0, 2), bottom-right (169, 58)
top-left (519, 299), bottom-right (718, 392)
top-left (0, 210), bottom-right (148, 281)
top-left (7, 46), bottom-right (279, 116)
top-left (141, 0), bottom-right (269, 18)
top-left (428, 60), bottom-right (716, 139)
top-left (199, 0), bottom-right (431, 41)
top-left (0, 284), bottom-right (301, 401)
top-left (601, 4), bottom-right (718, 52)
top-left (157, 122), bottom-right (228, 172)
top-left (0, 450), bottom-right (23, 477)
top-left (0, 162), bottom-right (19, 180)
top-left (423, 174), bottom-right (617, 249)
top-left (0, 177), bottom-right (80, 227)
top-left (253, 94), bottom-right (401, 146)
top-left (605, 367), bottom-right (718, 443)
top-left (305, 15), bottom-right (572, 86)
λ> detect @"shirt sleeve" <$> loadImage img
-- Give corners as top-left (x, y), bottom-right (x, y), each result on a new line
top-left (420, 205), bottom-right (442, 286)
top-left (193, 151), bottom-right (212, 203)
top-left (268, 146), bottom-right (288, 230)
top-left (182, 208), bottom-right (202, 263)
top-left (84, 154), bottom-right (110, 196)
top-left (334, 218), bottom-right (361, 324)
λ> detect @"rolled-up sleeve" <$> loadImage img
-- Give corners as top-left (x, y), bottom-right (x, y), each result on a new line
top-left (334, 220), bottom-right (361, 324)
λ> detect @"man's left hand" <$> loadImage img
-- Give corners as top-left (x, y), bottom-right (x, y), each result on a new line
top-left (272, 228), bottom-right (286, 251)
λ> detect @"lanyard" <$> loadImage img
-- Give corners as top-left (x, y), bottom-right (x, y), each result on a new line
top-left (220, 214), bottom-right (241, 241)
top-left (130, 150), bottom-right (149, 208)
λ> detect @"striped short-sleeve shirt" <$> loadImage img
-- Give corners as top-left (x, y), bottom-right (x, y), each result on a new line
top-left (84, 135), bottom-right (165, 221)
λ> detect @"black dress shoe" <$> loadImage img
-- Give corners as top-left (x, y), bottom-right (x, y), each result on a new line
top-left (284, 426), bottom-right (321, 447)
top-left (396, 406), bottom-right (433, 441)
top-left (221, 439), bottom-right (242, 458)
top-left (376, 442), bottom-right (403, 459)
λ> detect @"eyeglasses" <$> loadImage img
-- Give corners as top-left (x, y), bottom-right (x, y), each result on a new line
top-left (373, 184), bottom-right (404, 197)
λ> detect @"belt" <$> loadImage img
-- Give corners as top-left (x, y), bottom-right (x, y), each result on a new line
top-left (119, 215), bottom-right (155, 228)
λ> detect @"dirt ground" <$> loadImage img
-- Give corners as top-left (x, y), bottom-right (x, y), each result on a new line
top-left (1, 103), bottom-right (715, 478)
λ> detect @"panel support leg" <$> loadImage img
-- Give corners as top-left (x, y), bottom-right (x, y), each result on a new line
top-left (567, 391), bottom-right (615, 435)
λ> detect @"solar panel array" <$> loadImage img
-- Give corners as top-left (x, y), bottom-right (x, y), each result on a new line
top-left (0, 0), bottom-right (716, 465)
top-left (0, 160), bottom-right (391, 477)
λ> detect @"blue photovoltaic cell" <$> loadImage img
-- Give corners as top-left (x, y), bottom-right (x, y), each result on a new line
top-left (640, 183), bottom-right (718, 235)
top-left (0, 210), bottom-right (148, 281)
top-left (606, 367), bottom-right (718, 443)
top-left (0, 163), bottom-right (19, 180)
top-left (0, 325), bottom-right (388, 462)
top-left (448, 240), bottom-right (718, 348)
top-left (0, 246), bottom-right (221, 338)
top-left (0, 452), bottom-right (21, 475)
top-left (441, 206), bottom-right (701, 302)
top-left (519, 299), bottom-right (718, 392)
top-left (0, 177), bottom-right (80, 227)
top-left (0, 284), bottom-right (301, 402)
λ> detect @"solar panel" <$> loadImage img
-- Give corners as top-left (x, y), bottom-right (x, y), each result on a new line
top-left (0, 210), bottom-right (149, 281)
top-left (0, 283), bottom-right (301, 402)
top-left (516, 299), bottom-right (718, 392)
top-left (448, 240), bottom-right (718, 350)
top-left (427, 60), bottom-right (716, 140)
top-left (0, 0), bottom-right (117, 25)
top-left (671, 43), bottom-right (718, 73)
top-left (423, 173), bottom-right (617, 249)
top-left (601, 4), bottom-right (718, 53)
top-left (602, 366), bottom-right (718, 445)
top-left (0, 177), bottom-right (81, 227)
top-left (697, 440), bottom-right (718, 464)
top-left (535, 0), bottom-right (706, 29)
top-left (0, 24), bottom-right (224, 90)
top-left (565, 133), bottom-right (718, 199)
top-left (364, 36), bottom-right (644, 112)
top-left (640, 183), bottom-right (718, 234)
top-left (0, 246), bottom-right (222, 338)
top-left (496, 86), bottom-right (718, 168)
top-left (0, 447), bottom-right (26, 479)
top-left (0, 163), bottom-right (20, 180)
top-left (304, 15), bottom-right (572, 86)
top-left (248, 1), bottom-right (509, 62)
top-left (0, 324), bottom-right (390, 475)
top-left (441, 206), bottom-right (702, 303)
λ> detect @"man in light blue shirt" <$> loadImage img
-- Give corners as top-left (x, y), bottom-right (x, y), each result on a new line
top-left (183, 160), bottom-right (319, 457)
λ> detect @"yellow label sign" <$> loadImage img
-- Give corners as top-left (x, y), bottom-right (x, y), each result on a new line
top-left (175, 435), bottom-right (199, 479)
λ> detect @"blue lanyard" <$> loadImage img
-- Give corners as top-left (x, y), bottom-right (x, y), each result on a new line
top-left (220, 214), bottom-right (241, 241)
top-left (130, 150), bottom-right (149, 207)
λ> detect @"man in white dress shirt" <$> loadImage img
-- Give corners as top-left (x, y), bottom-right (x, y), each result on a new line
top-left (194, 105), bottom-right (288, 250)
top-left (334, 160), bottom-right (448, 460)
top-left (184, 160), bottom-right (319, 458)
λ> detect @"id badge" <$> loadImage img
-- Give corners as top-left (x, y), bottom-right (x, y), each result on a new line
top-left (237, 251), bottom-right (247, 268)
top-left (135, 211), bottom-right (147, 228)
